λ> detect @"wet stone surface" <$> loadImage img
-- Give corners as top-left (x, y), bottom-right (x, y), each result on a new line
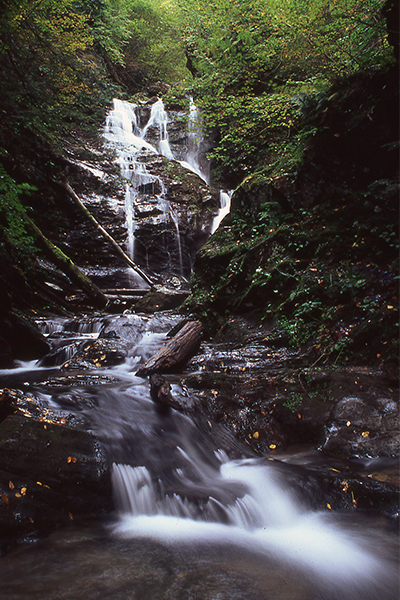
top-left (0, 389), bottom-right (112, 555)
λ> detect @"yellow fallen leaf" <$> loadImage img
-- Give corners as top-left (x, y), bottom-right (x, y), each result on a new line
top-left (8, 481), bottom-right (14, 490)
top-left (36, 481), bottom-right (42, 486)
top-left (327, 503), bottom-right (332, 510)
top-left (15, 493), bottom-right (22, 498)
top-left (269, 444), bottom-right (276, 449)
top-left (253, 431), bottom-right (259, 439)
top-left (21, 487), bottom-right (27, 496)
top-left (342, 481), bottom-right (349, 492)
top-left (331, 468), bottom-right (340, 473)
top-left (67, 456), bottom-right (77, 463)
top-left (346, 421), bottom-right (351, 426)
top-left (361, 431), bottom-right (370, 438)
top-left (69, 512), bottom-right (74, 520)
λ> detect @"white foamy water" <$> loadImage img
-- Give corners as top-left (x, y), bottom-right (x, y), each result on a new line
top-left (112, 458), bottom-right (392, 588)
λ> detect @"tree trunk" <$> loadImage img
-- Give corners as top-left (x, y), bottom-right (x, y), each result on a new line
top-left (25, 216), bottom-right (109, 309)
top-left (60, 181), bottom-right (154, 287)
top-left (136, 321), bottom-right (203, 376)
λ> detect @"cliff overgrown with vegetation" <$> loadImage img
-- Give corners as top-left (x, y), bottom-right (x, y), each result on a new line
top-left (0, 0), bottom-right (398, 369)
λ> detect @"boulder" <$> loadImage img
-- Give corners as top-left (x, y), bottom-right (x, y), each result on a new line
top-left (321, 396), bottom-right (400, 459)
top-left (0, 390), bottom-right (112, 555)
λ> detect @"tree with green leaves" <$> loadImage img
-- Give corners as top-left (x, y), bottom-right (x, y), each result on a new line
top-left (173, 0), bottom-right (395, 183)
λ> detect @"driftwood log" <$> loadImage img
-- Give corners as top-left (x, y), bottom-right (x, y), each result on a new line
top-left (136, 321), bottom-right (202, 377)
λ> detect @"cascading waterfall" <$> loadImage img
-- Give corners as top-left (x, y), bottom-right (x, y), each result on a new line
top-left (141, 99), bottom-right (174, 160)
top-left (111, 456), bottom-right (390, 589)
top-left (104, 97), bottom-right (232, 278)
top-left (104, 98), bottom-right (185, 275)
top-left (179, 97), bottom-right (209, 183)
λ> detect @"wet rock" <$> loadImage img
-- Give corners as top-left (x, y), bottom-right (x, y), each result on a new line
top-left (321, 396), bottom-right (400, 459)
top-left (134, 286), bottom-right (191, 313)
top-left (61, 338), bottom-right (126, 371)
top-left (0, 403), bottom-right (112, 555)
top-left (57, 314), bottom-right (147, 370)
top-left (271, 457), bottom-right (399, 519)
top-left (150, 374), bottom-right (186, 411)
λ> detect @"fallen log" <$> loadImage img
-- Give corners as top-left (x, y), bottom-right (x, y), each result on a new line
top-left (25, 216), bottom-right (109, 309)
top-left (136, 320), bottom-right (202, 377)
top-left (60, 181), bottom-right (154, 287)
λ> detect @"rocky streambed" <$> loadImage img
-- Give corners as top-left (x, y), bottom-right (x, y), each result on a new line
top-left (0, 309), bottom-right (398, 558)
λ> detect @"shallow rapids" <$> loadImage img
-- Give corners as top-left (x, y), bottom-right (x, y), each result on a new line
top-left (0, 313), bottom-right (398, 600)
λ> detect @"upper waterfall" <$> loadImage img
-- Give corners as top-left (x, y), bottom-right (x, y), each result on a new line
top-left (103, 97), bottom-right (230, 280)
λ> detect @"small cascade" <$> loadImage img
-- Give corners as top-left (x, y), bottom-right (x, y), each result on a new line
top-left (35, 316), bottom-right (104, 367)
top-left (112, 457), bottom-right (387, 587)
top-left (2, 311), bottom-right (397, 600)
top-left (141, 99), bottom-right (174, 159)
top-left (211, 190), bottom-right (233, 233)
top-left (180, 98), bottom-right (209, 182)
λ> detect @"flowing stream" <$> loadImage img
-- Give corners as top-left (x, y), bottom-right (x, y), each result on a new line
top-left (0, 99), bottom-right (398, 599)
top-left (0, 314), bottom-right (398, 600)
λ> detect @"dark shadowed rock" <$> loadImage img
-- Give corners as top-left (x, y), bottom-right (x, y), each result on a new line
top-left (150, 374), bottom-right (186, 411)
top-left (0, 313), bottom-right (50, 366)
top-left (321, 396), bottom-right (400, 459)
top-left (0, 390), bottom-right (112, 555)
top-left (134, 286), bottom-right (190, 313)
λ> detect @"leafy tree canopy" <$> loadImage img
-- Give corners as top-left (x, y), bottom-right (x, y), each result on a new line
top-left (173, 0), bottom-right (395, 182)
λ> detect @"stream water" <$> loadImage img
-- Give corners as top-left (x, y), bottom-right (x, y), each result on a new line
top-left (0, 314), bottom-right (398, 600)
top-left (0, 99), bottom-right (398, 599)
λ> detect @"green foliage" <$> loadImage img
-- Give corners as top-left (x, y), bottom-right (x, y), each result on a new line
top-left (94, 0), bottom-right (189, 83)
top-left (0, 166), bottom-right (36, 255)
top-left (173, 0), bottom-right (394, 181)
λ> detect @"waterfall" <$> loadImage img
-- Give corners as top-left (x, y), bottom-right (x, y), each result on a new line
top-left (141, 99), bottom-right (174, 159)
top-left (104, 99), bottom-right (181, 272)
top-left (179, 97), bottom-right (209, 182)
top-left (104, 97), bottom-right (231, 276)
